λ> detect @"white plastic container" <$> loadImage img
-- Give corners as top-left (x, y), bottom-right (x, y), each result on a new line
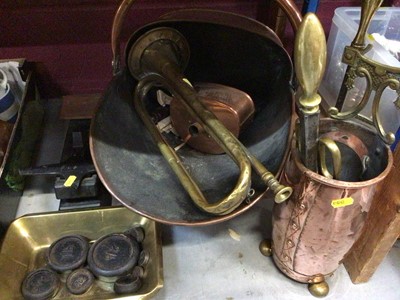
top-left (320, 7), bottom-right (400, 134)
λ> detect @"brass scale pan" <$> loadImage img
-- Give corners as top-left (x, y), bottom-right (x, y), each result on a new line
top-left (90, 9), bottom-right (295, 225)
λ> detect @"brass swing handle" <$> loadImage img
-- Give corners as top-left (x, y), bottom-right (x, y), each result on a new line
top-left (318, 138), bottom-right (342, 179)
top-left (110, 0), bottom-right (302, 75)
top-left (318, 131), bottom-right (370, 180)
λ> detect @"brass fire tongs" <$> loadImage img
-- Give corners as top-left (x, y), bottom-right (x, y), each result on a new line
top-left (329, 0), bottom-right (400, 145)
top-left (295, 13), bottom-right (342, 179)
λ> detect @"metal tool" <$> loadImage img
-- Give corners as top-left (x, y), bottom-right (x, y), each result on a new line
top-left (295, 14), bottom-right (344, 181)
top-left (329, 0), bottom-right (400, 145)
top-left (294, 13), bottom-right (327, 171)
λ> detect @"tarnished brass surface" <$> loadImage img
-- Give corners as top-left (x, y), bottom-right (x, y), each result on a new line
top-left (130, 27), bottom-right (292, 214)
top-left (294, 13), bottom-right (327, 171)
top-left (330, 0), bottom-right (400, 145)
top-left (0, 207), bottom-right (163, 299)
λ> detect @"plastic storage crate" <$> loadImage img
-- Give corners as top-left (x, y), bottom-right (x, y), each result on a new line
top-left (320, 7), bottom-right (400, 134)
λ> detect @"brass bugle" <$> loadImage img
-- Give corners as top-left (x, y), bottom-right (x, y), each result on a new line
top-left (130, 27), bottom-right (293, 215)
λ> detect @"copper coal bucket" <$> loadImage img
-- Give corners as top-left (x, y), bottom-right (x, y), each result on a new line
top-left (267, 118), bottom-right (393, 296)
top-left (90, 0), bottom-right (302, 225)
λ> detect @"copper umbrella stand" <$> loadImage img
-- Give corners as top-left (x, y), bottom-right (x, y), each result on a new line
top-left (260, 1), bottom-right (394, 297)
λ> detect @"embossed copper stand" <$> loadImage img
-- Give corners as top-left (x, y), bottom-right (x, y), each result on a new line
top-left (260, 4), bottom-right (394, 298)
top-left (264, 119), bottom-right (393, 297)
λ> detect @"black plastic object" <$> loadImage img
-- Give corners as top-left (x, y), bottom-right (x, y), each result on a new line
top-left (54, 174), bottom-right (98, 200)
top-left (114, 274), bottom-right (142, 294)
top-left (87, 233), bottom-right (140, 278)
top-left (19, 120), bottom-right (98, 199)
top-left (47, 235), bottom-right (89, 272)
top-left (21, 268), bottom-right (60, 300)
top-left (131, 266), bottom-right (145, 279)
top-left (138, 250), bottom-right (150, 267)
top-left (124, 226), bottom-right (145, 243)
top-left (66, 268), bottom-right (94, 295)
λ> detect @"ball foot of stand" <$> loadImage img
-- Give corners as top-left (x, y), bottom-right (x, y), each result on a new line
top-left (259, 238), bottom-right (329, 297)
top-left (259, 239), bottom-right (273, 257)
top-left (308, 281), bottom-right (329, 298)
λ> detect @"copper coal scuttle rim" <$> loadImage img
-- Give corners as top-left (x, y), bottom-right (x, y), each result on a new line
top-left (90, 0), bottom-right (302, 225)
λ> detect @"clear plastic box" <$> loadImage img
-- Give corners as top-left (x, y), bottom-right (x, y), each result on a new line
top-left (319, 7), bottom-right (400, 134)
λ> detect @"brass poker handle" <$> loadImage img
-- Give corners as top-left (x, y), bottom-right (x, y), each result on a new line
top-left (294, 13), bottom-right (327, 171)
top-left (110, 0), bottom-right (302, 75)
top-left (295, 13), bottom-right (327, 115)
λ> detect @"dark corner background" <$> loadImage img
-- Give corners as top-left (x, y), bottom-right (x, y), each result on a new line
top-left (0, 0), bottom-right (394, 98)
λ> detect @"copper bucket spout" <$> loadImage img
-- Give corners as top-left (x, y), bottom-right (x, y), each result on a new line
top-left (269, 118), bottom-right (393, 296)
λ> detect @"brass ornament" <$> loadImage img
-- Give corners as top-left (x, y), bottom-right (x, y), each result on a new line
top-left (294, 13), bottom-right (327, 171)
top-left (330, 0), bottom-right (399, 145)
top-left (308, 281), bottom-right (329, 298)
top-left (259, 239), bottom-right (273, 257)
top-left (329, 45), bottom-right (400, 144)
